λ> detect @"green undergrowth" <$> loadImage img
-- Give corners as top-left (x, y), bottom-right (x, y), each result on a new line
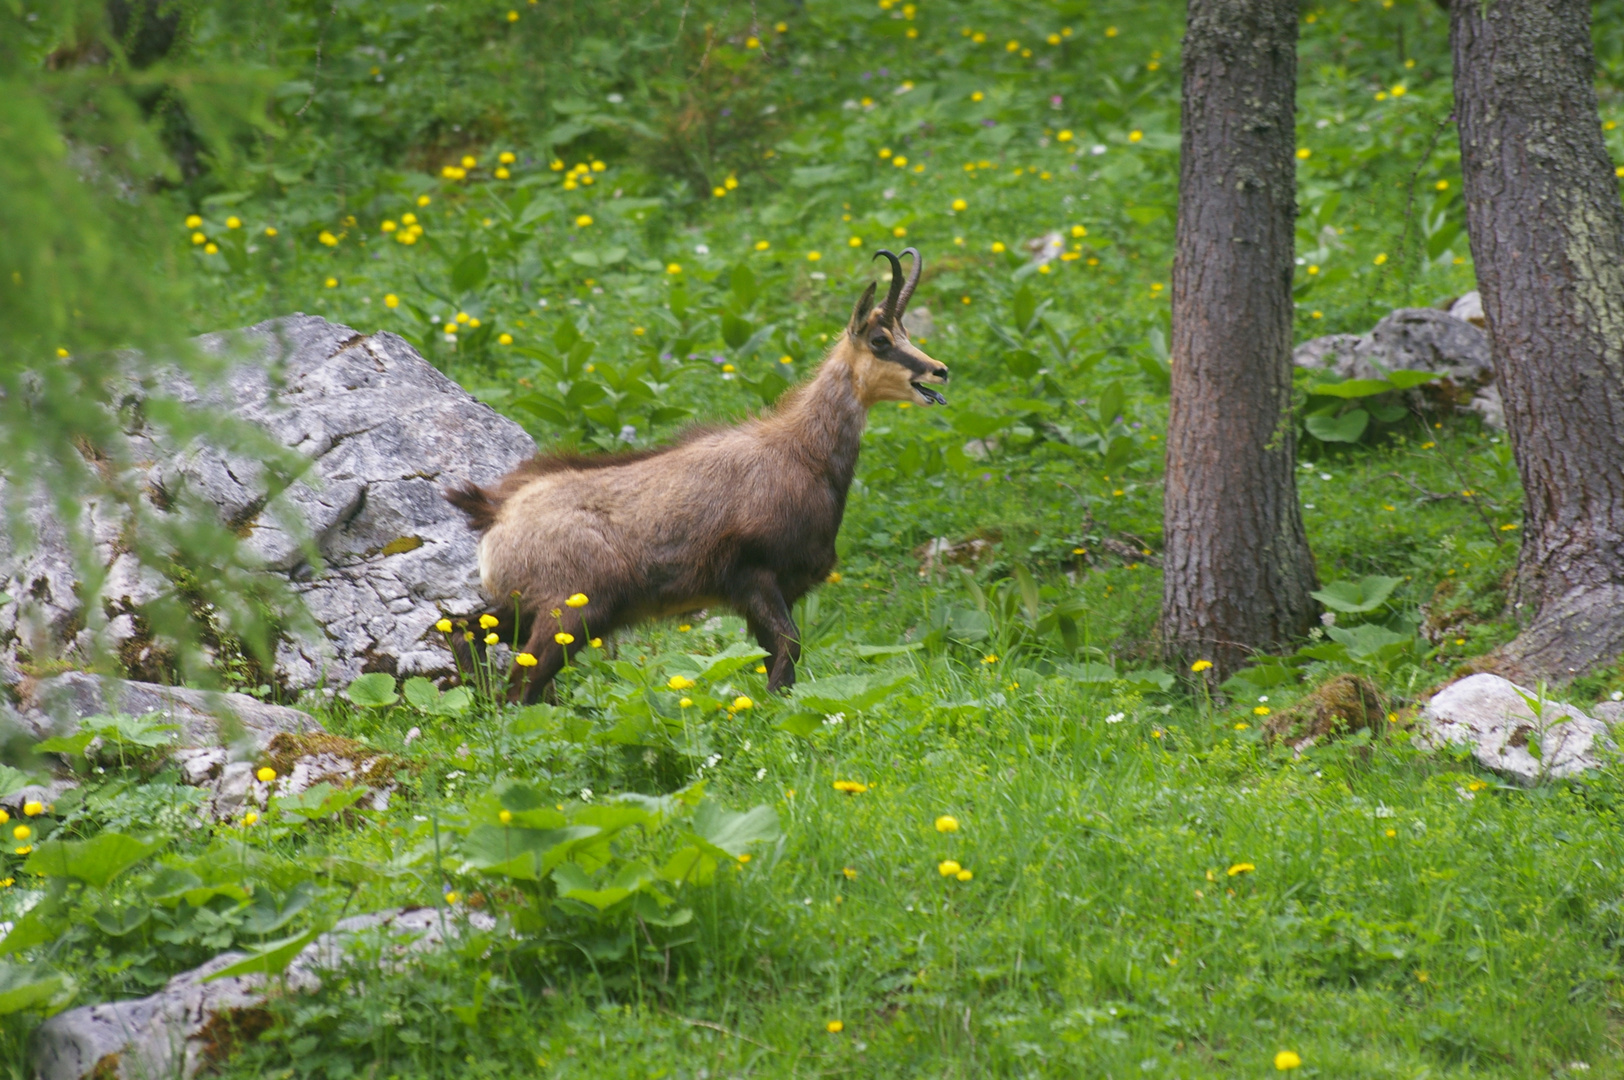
top-left (6, 0), bottom-right (1624, 1076)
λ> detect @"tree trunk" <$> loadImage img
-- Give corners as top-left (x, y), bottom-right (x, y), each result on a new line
top-left (1162, 0), bottom-right (1317, 676)
top-left (1451, 0), bottom-right (1624, 682)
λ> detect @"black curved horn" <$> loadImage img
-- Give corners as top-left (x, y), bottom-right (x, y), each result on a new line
top-left (872, 249), bottom-right (906, 325)
top-left (895, 247), bottom-right (923, 317)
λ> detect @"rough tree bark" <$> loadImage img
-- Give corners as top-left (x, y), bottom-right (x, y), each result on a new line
top-left (1451, 0), bottom-right (1624, 682)
top-left (1162, 0), bottom-right (1317, 676)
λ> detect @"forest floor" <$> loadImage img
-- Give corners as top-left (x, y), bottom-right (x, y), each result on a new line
top-left (7, 1), bottom-right (1624, 1077)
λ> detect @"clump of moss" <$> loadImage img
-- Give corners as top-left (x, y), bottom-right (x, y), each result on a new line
top-left (1263, 673), bottom-right (1387, 749)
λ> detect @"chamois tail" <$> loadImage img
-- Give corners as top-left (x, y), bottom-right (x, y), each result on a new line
top-left (444, 482), bottom-right (501, 534)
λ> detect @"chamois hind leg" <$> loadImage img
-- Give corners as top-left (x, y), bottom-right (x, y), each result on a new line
top-left (735, 571), bottom-right (801, 693)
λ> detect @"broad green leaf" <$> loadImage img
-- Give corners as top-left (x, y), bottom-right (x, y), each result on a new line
top-left (402, 676), bottom-right (440, 711)
top-left (1326, 623), bottom-right (1413, 659)
top-left (853, 642), bottom-right (924, 659)
top-left (776, 711), bottom-right (824, 737)
top-left (1060, 662), bottom-right (1119, 684)
top-left (0, 765), bottom-right (34, 797)
top-left (346, 672), bottom-right (399, 708)
top-left (1305, 409), bottom-right (1370, 443)
top-left (205, 927), bottom-right (324, 982)
top-left (0, 962), bottom-right (70, 1016)
top-left (273, 782), bottom-right (369, 822)
top-left (0, 902), bottom-right (66, 957)
top-left (450, 250), bottom-right (489, 292)
top-left (790, 674), bottom-right (907, 713)
top-left (1118, 668), bottom-right (1176, 693)
top-left (687, 801), bottom-right (780, 859)
top-left (730, 262), bottom-right (757, 307)
top-left (33, 732), bottom-right (95, 756)
top-left (1312, 575), bottom-right (1403, 614)
top-left (461, 824), bottom-right (599, 881)
top-left (656, 845), bottom-right (717, 886)
top-left (89, 905), bottom-right (150, 936)
top-left (240, 884), bottom-right (316, 937)
top-left (1309, 378), bottom-right (1395, 399)
top-left (682, 643), bottom-right (769, 683)
top-left (23, 833), bottom-right (164, 888)
top-left (1386, 369), bottom-right (1444, 390)
top-left (1221, 663), bottom-right (1299, 695)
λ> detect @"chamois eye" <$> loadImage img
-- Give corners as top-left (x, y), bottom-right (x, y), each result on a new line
top-left (869, 336), bottom-right (891, 353)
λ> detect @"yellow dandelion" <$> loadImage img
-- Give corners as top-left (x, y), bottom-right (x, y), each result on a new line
top-left (667, 263), bottom-right (683, 274)
top-left (1254, 705), bottom-right (1271, 715)
top-left (1191, 659), bottom-right (1213, 672)
top-left (935, 815), bottom-right (960, 833)
top-left (937, 859), bottom-right (962, 877)
top-left (981, 654), bottom-right (998, 664)
top-left (575, 214), bottom-right (593, 227)
top-left (1128, 130), bottom-right (1143, 142)
top-left (417, 194), bottom-right (431, 206)
top-left (1274, 1050), bottom-right (1302, 1071)
top-left (264, 226), bottom-right (278, 237)
top-left (385, 293), bottom-right (399, 308)
top-left (848, 236), bottom-right (863, 247)
top-left (951, 198), bottom-right (967, 211)
top-left (832, 780), bottom-right (869, 794)
top-left (806, 250), bottom-right (821, 261)
top-left (755, 239), bottom-right (770, 251)
top-left (185, 213), bottom-right (202, 228)
top-left (1227, 862), bottom-right (1255, 876)
top-left (827, 1020), bottom-right (844, 1034)
top-left (498, 333), bottom-right (513, 345)
top-left (956, 869), bottom-right (973, 882)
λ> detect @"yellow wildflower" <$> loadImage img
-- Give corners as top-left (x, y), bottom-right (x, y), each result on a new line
top-left (589, 638), bottom-right (603, 648)
top-left (566, 593), bottom-right (589, 607)
top-left (1254, 705), bottom-right (1271, 716)
top-left (575, 215), bottom-right (593, 227)
top-left (22, 802), bottom-right (43, 817)
top-left (479, 613), bottom-right (500, 629)
top-left (242, 812), bottom-right (259, 826)
top-left (498, 333), bottom-right (513, 345)
top-left (516, 653), bottom-right (538, 667)
top-left (555, 632), bottom-right (575, 645)
top-left (385, 294), bottom-right (399, 308)
top-left (499, 810), bottom-right (514, 824)
top-left (1227, 862), bottom-right (1255, 876)
top-left (807, 250), bottom-right (821, 261)
top-left (435, 618), bottom-right (453, 633)
top-left (832, 780), bottom-right (869, 794)
top-left (951, 198), bottom-right (968, 211)
top-left (935, 815), bottom-right (960, 833)
top-left (185, 214), bottom-right (202, 228)
top-left (937, 859), bottom-right (961, 877)
top-left (732, 696), bottom-right (754, 711)
top-left (1274, 1050), bottom-right (1302, 1071)
top-left (264, 227), bottom-right (278, 237)
top-left (956, 869), bottom-right (973, 882)
top-left (11, 825), bottom-right (30, 841)
top-left (982, 654), bottom-right (998, 664)
top-left (485, 632), bottom-right (500, 645)
top-left (1191, 659), bottom-right (1213, 672)
top-left (1129, 130), bottom-right (1143, 142)
top-left (991, 241), bottom-right (1006, 253)
top-left (318, 230), bottom-right (338, 246)
top-left (849, 236), bottom-right (862, 247)
top-left (256, 767), bottom-right (277, 783)
top-left (826, 1020), bottom-right (844, 1034)
top-left (667, 675), bottom-right (696, 691)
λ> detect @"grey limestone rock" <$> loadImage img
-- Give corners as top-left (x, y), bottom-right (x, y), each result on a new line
top-left (1418, 673), bottom-right (1615, 784)
top-left (0, 315), bottom-right (536, 692)
top-left (16, 671), bottom-right (322, 753)
top-left (31, 907), bottom-right (495, 1080)
top-left (1293, 307), bottom-right (1492, 385)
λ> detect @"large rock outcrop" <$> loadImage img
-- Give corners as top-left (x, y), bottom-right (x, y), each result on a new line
top-left (31, 908), bottom-right (495, 1080)
top-left (1293, 297), bottom-right (1502, 428)
top-left (0, 316), bottom-right (535, 692)
top-left (1418, 673), bottom-right (1616, 784)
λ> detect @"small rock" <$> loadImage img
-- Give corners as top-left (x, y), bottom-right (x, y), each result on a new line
top-left (1418, 673), bottom-right (1614, 784)
top-left (1467, 383), bottom-right (1505, 431)
top-left (1026, 231), bottom-right (1064, 264)
top-left (31, 907), bottom-right (495, 1080)
top-left (1449, 290), bottom-right (1485, 326)
top-left (914, 536), bottom-right (996, 575)
top-left (901, 305), bottom-right (936, 340)
top-left (1591, 700), bottom-right (1624, 726)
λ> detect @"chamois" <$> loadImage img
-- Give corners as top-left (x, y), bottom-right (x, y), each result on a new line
top-left (445, 248), bottom-right (949, 704)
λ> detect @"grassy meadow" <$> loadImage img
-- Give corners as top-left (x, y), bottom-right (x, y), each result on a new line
top-left (7, 1), bottom-right (1624, 1076)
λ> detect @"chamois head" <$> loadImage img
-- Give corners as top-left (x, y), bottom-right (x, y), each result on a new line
top-left (845, 248), bottom-right (950, 407)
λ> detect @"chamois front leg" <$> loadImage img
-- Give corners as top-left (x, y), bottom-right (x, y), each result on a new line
top-left (508, 599), bottom-right (609, 705)
top-left (735, 571), bottom-right (801, 694)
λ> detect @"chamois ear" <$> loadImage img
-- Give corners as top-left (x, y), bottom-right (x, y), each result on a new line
top-left (848, 281), bottom-right (877, 335)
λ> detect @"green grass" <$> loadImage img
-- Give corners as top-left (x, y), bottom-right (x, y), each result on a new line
top-left (7, 0), bottom-right (1624, 1076)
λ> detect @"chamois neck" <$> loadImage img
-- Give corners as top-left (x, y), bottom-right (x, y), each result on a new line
top-left (763, 348), bottom-right (870, 492)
